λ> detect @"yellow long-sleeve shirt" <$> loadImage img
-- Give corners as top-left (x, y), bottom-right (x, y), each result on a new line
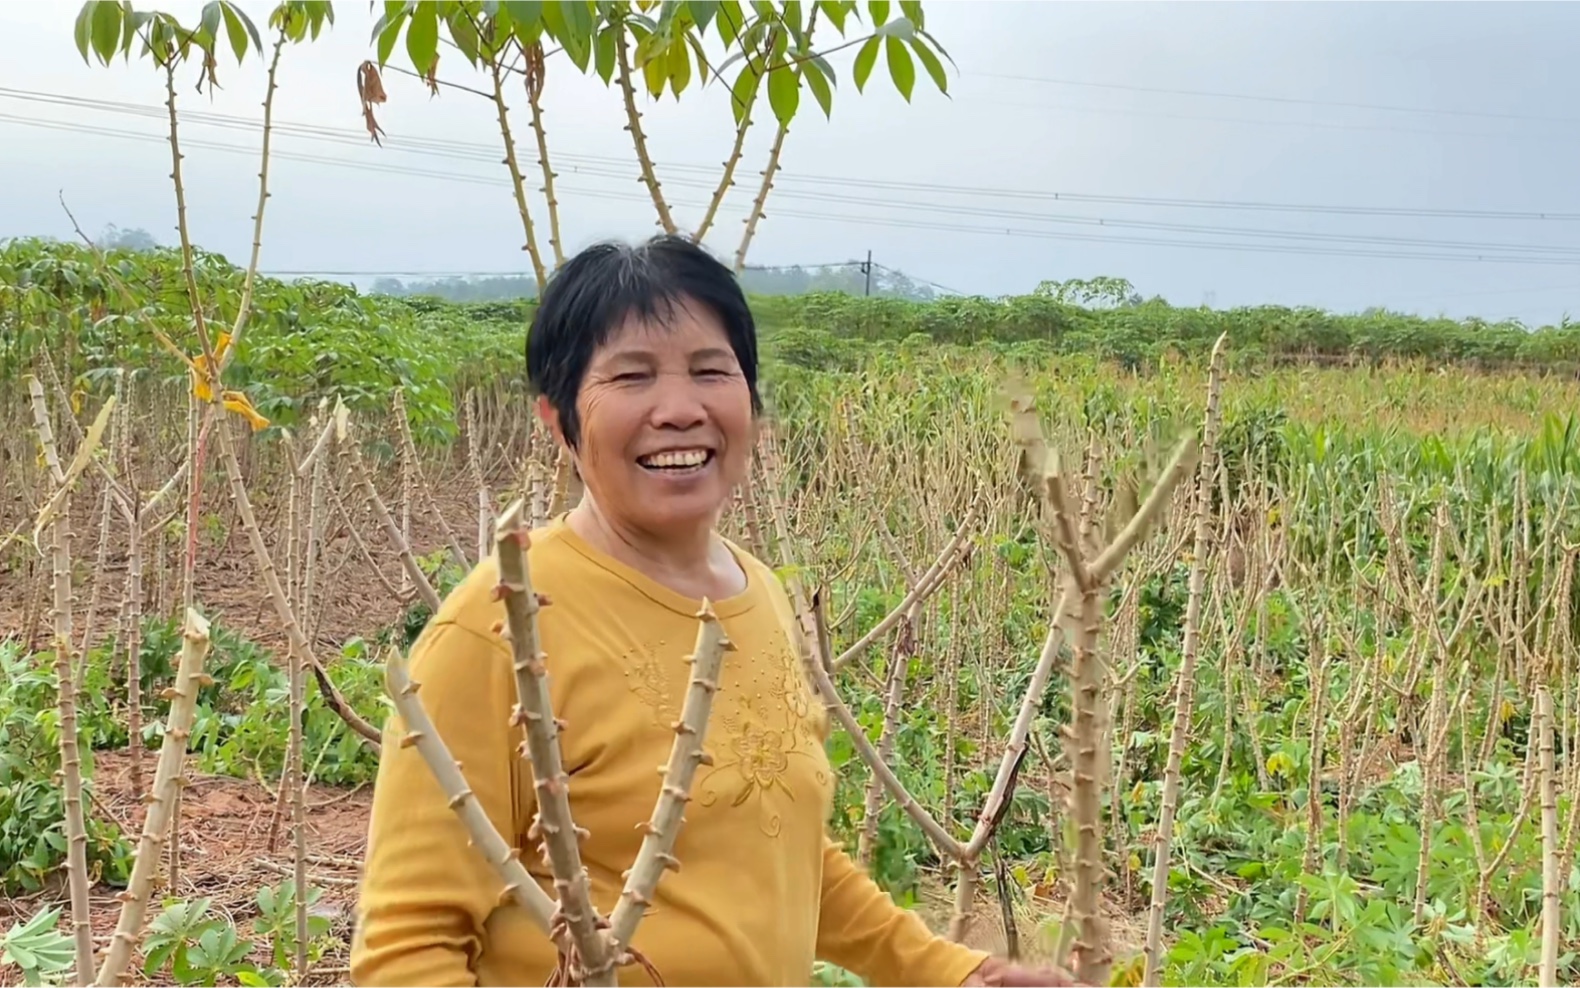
top-left (350, 518), bottom-right (989, 987)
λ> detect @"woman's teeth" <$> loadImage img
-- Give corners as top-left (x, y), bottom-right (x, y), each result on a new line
top-left (639, 449), bottom-right (711, 469)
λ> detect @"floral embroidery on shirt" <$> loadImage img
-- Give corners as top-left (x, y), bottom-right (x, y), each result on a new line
top-left (693, 639), bottom-right (832, 837)
top-left (619, 614), bottom-right (831, 836)
top-left (620, 640), bottom-right (677, 729)
top-left (697, 691), bottom-right (811, 838)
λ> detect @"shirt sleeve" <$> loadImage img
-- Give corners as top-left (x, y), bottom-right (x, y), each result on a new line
top-left (350, 622), bottom-right (524, 987)
top-left (815, 835), bottom-right (991, 987)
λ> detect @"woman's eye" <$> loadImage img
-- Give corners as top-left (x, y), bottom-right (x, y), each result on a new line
top-left (614, 371), bottom-right (650, 383)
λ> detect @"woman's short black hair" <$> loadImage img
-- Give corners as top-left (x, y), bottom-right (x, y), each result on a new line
top-left (525, 234), bottom-right (762, 449)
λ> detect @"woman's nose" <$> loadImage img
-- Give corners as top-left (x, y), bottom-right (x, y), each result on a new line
top-left (648, 375), bottom-right (707, 428)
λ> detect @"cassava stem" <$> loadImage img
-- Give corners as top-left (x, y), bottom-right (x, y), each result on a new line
top-left (490, 59), bottom-right (549, 290)
top-left (218, 21), bottom-right (287, 373)
top-left (28, 375), bottom-right (96, 985)
top-left (336, 404), bottom-right (442, 613)
top-left (693, 84), bottom-right (758, 244)
top-left (1538, 686), bottom-right (1559, 987)
top-left (392, 389), bottom-right (469, 569)
top-left (614, 21), bottom-right (677, 235)
top-left (493, 500), bottom-right (612, 984)
top-left (603, 604), bottom-right (731, 964)
top-left (382, 650), bottom-right (559, 936)
top-left (94, 608), bottom-right (213, 988)
top-left (733, 120), bottom-right (788, 272)
top-left (1142, 332), bottom-right (1227, 986)
top-left (213, 421), bottom-right (381, 746)
top-left (522, 43), bottom-right (565, 269)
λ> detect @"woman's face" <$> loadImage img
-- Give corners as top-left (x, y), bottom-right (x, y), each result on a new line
top-left (550, 296), bottom-right (755, 539)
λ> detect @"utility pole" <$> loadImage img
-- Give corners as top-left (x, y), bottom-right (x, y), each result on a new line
top-left (861, 249), bottom-right (873, 296)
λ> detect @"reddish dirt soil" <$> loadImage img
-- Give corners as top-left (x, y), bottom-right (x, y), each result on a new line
top-left (0, 750), bottom-right (372, 987)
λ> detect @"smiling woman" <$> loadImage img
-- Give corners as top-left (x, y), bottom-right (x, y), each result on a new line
top-left (348, 235), bottom-right (1079, 987)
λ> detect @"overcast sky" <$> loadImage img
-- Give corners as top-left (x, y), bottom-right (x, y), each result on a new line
top-left (3, 1), bottom-right (1578, 326)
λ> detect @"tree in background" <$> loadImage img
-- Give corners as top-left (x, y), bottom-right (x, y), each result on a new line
top-left (96, 224), bottom-right (160, 251)
top-left (369, 260), bottom-right (942, 302)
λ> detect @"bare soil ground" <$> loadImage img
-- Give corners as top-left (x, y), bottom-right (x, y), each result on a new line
top-left (0, 750), bottom-right (371, 987)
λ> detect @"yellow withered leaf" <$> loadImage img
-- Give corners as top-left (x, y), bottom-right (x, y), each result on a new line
top-left (1266, 751), bottom-right (1294, 778)
top-left (1109, 953), bottom-right (1145, 987)
top-left (32, 396), bottom-right (116, 548)
top-left (191, 331), bottom-right (233, 402)
top-left (221, 390), bottom-right (270, 432)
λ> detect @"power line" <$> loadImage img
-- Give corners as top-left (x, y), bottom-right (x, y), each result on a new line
top-left (5, 85), bottom-right (1580, 223)
top-left (9, 109), bottom-right (1580, 268)
top-left (8, 105), bottom-right (1580, 269)
top-left (971, 71), bottom-right (1580, 127)
top-left (981, 95), bottom-right (1580, 146)
top-left (9, 105), bottom-right (1580, 263)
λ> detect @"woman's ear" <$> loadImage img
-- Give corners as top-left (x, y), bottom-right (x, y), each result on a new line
top-left (535, 395), bottom-right (566, 448)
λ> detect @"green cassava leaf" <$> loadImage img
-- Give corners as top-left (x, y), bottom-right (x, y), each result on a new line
top-left (404, 0), bottom-right (438, 73)
top-left (885, 34), bottom-right (913, 100)
top-left (373, 3), bottom-right (408, 65)
top-left (817, 0), bottom-right (851, 34)
top-left (688, 0), bottom-right (719, 33)
top-left (643, 42), bottom-right (668, 96)
top-left (556, 2), bottom-right (594, 72)
top-left (219, 2), bottom-right (262, 62)
top-left (448, 9), bottom-right (481, 66)
top-left (502, 0), bottom-right (544, 35)
top-left (668, 38), bottom-right (692, 95)
top-left (803, 55), bottom-right (833, 117)
top-left (728, 63), bottom-right (759, 124)
top-left (908, 35), bottom-right (946, 92)
top-left (852, 34), bottom-right (879, 91)
top-left (73, 2), bottom-right (95, 63)
top-left (200, 2), bottom-right (223, 50)
top-left (90, 0), bottom-right (122, 66)
top-left (594, 23), bottom-right (618, 82)
top-left (767, 63), bottom-right (800, 124)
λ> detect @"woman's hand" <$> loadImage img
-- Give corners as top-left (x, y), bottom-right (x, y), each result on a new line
top-left (961, 955), bottom-right (1086, 986)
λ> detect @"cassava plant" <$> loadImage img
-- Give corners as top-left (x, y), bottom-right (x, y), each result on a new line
top-left (93, 607), bottom-right (213, 988)
top-left (1005, 380), bottom-right (1198, 985)
top-left (26, 375), bottom-right (115, 985)
top-left (382, 498), bottom-right (729, 986)
top-left (362, 0), bottom-right (953, 284)
top-left (780, 377), bottom-right (1196, 980)
top-left (1141, 332), bottom-right (1227, 986)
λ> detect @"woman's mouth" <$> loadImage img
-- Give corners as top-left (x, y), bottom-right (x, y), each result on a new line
top-left (636, 447), bottom-right (716, 475)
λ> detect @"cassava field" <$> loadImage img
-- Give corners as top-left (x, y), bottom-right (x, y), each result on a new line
top-left (4, 3), bottom-right (1580, 987)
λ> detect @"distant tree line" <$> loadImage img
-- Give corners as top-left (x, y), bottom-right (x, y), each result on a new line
top-left (369, 261), bottom-right (942, 302)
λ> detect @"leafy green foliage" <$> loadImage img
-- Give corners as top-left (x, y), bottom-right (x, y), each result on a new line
top-left (0, 239), bottom-right (507, 442)
top-left (0, 641), bottom-right (133, 895)
top-left (74, 0), bottom-right (265, 72)
top-left (1, 906), bottom-right (76, 987)
top-left (129, 617), bottom-right (386, 788)
top-left (365, 0), bottom-right (950, 131)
